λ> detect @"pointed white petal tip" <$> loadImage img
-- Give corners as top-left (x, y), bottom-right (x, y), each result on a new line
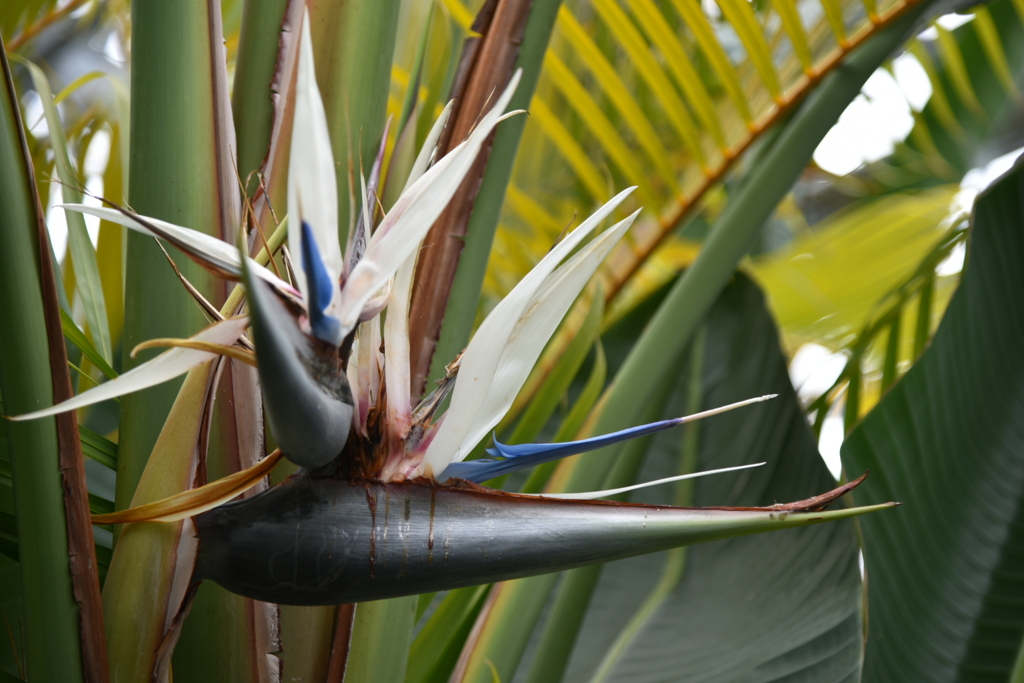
top-left (7, 317), bottom-right (249, 421)
top-left (533, 462), bottom-right (766, 500)
top-left (676, 394), bottom-right (779, 424)
top-left (495, 109), bottom-right (529, 124)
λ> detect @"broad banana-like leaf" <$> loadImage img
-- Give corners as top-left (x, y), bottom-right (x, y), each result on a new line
top-left (194, 472), bottom-right (891, 606)
top-left (551, 274), bottom-right (871, 683)
top-left (843, 156), bottom-right (1024, 680)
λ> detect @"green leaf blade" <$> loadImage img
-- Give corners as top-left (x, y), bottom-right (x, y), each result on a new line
top-left (0, 44), bottom-right (88, 683)
top-left (542, 276), bottom-right (869, 683)
top-left (15, 56), bottom-right (112, 367)
top-left (60, 309), bottom-right (117, 380)
top-left (844, 157), bottom-right (1024, 681)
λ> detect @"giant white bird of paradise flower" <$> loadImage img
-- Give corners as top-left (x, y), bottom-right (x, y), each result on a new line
top-left (13, 11), bottom-right (890, 606)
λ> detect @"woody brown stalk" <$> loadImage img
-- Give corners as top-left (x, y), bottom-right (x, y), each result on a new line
top-left (407, 0), bottom-right (534, 399)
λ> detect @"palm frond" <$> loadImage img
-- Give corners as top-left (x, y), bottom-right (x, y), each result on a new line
top-left (489, 0), bottom-right (936, 309)
top-left (754, 190), bottom-right (968, 426)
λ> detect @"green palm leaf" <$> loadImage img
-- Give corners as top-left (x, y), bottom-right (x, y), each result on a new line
top-left (0, 0), bottom-right (58, 42)
top-left (899, 0), bottom-right (1024, 176)
top-left (496, 0), bottom-right (935, 304)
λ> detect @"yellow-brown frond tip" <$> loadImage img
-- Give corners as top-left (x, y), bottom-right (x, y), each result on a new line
top-left (92, 449), bottom-right (282, 524)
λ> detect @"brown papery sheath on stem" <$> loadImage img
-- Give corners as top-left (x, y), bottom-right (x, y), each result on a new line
top-left (407, 0), bottom-right (534, 399)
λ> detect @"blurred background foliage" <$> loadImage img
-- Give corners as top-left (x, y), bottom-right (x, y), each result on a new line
top-left (7, 0), bottom-right (1016, 468)
top-left (5, 0), bottom-right (1022, 438)
top-left (2, 0), bottom-right (1023, 679)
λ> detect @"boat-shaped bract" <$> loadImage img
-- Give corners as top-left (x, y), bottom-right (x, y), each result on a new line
top-left (194, 473), bottom-right (891, 606)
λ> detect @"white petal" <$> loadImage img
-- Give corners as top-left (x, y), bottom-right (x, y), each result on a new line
top-left (287, 10), bottom-right (343, 309)
top-left (335, 71), bottom-right (524, 338)
top-left (454, 211), bottom-right (638, 464)
top-left (358, 281), bottom-right (392, 323)
top-left (421, 189), bottom-right (636, 475)
top-left (343, 170), bottom-right (374, 279)
top-left (63, 204), bottom-right (238, 270)
top-left (384, 252), bottom-right (416, 439)
top-left (401, 99), bottom-right (454, 195)
top-left (10, 317), bottom-right (250, 421)
top-left (351, 316), bottom-right (382, 436)
top-left (60, 204), bottom-right (296, 296)
top-left (346, 332), bottom-right (364, 432)
top-left (530, 463), bottom-right (766, 500)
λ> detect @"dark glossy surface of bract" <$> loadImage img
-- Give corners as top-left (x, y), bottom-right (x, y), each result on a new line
top-left (194, 475), bottom-right (862, 605)
top-left (244, 268), bottom-right (352, 469)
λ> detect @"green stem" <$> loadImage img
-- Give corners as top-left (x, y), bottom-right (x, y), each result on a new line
top-left (0, 46), bottom-right (85, 683)
top-left (310, 0), bottom-right (401, 246)
top-left (233, 0), bottom-right (290, 194)
top-left (118, 0), bottom-right (228, 513)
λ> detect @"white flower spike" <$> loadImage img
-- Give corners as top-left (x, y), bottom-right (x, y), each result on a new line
top-left (334, 69), bottom-right (524, 338)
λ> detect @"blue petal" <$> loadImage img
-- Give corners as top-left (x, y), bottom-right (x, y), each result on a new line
top-left (301, 220), bottom-right (342, 345)
top-left (438, 416), bottom-right (685, 483)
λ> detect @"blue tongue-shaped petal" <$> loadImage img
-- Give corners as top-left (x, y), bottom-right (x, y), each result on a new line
top-left (438, 395), bottom-right (776, 483)
top-left (301, 220), bottom-right (342, 345)
top-left (439, 417), bottom-right (687, 483)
